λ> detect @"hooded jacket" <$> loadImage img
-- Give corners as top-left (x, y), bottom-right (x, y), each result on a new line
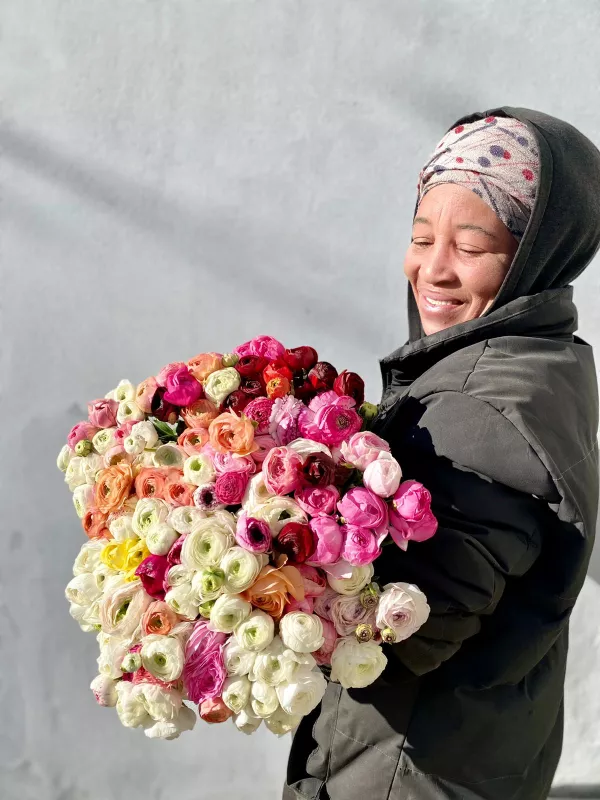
top-left (283, 107), bottom-right (600, 800)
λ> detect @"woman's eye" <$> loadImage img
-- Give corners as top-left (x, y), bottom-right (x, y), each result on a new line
top-left (458, 247), bottom-right (484, 256)
top-left (411, 239), bottom-right (431, 247)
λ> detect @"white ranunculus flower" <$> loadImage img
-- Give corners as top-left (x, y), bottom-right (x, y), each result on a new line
top-left (191, 567), bottom-right (225, 602)
top-left (124, 433), bottom-right (146, 456)
top-left (153, 444), bottom-right (185, 468)
top-left (183, 453), bottom-right (216, 486)
top-left (280, 612), bottom-right (324, 654)
top-left (264, 706), bottom-right (302, 736)
top-left (242, 473), bottom-right (276, 512)
top-left (146, 522), bottom-right (179, 556)
top-left (69, 602), bottom-right (95, 632)
top-left (73, 540), bottom-right (105, 576)
top-left (210, 593), bottom-right (252, 633)
top-left (251, 496), bottom-right (308, 537)
top-left (97, 634), bottom-right (134, 679)
top-left (100, 580), bottom-right (151, 638)
top-left (144, 704), bottom-right (197, 739)
top-left (92, 427), bottom-right (118, 455)
top-left (131, 420), bottom-right (159, 449)
top-left (166, 565), bottom-right (194, 588)
top-left (234, 705), bottom-right (262, 735)
top-left (203, 367), bottom-right (241, 406)
top-left (117, 399), bottom-right (145, 425)
top-left (327, 563), bottom-right (375, 596)
top-left (167, 505), bottom-right (206, 534)
top-left (115, 682), bottom-right (152, 729)
top-left (164, 583), bottom-right (200, 620)
top-left (82, 452), bottom-right (105, 485)
top-left (91, 561), bottom-right (118, 594)
top-left (250, 680), bottom-right (279, 718)
top-left (181, 518), bottom-right (233, 569)
top-left (65, 572), bottom-right (102, 607)
top-left (108, 512), bottom-right (138, 542)
top-left (287, 438), bottom-right (333, 462)
top-left (276, 667), bottom-right (327, 717)
top-left (65, 456), bottom-right (86, 491)
top-left (221, 546), bottom-right (262, 593)
top-left (376, 582), bottom-right (430, 642)
top-left (222, 675), bottom-right (252, 714)
top-left (251, 638), bottom-right (317, 686)
top-left (72, 483), bottom-right (95, 518)
top-left (133, 450), bottom-right (156, 470)
top-left (112, 379), bottom-right (136, 403)
top-left (207, 510), bottom-right (237, 537)
top-left (330, 637), bottom-right (388, 689)
top-left (90, 674), bottom-right (119, 707)
top-left (235, 610), bottom-right (275, 652)
top-left (223, 639), bottom-right (257, 677)
top-left (57, 444), bottom-right (74, 472)
top-left (141, 634), bottom-right (185, 682)
top-left (132, 497), bottom-right (170, 537)
top-left (82, 598), bottom-right (102, 628)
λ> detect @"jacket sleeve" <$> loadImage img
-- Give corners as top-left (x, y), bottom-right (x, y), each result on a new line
top-left (378, 390), bottom-right (555, 677)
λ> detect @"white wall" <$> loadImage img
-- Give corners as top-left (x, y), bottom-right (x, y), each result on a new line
top-left (2, 2), bottom-right (600, 797)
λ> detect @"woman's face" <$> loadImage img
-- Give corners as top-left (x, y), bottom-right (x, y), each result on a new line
top-left (404, 183), bottom-right (519, 335)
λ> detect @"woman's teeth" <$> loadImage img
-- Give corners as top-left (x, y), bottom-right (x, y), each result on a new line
top-left (425, 296), bottom-right (458, 307)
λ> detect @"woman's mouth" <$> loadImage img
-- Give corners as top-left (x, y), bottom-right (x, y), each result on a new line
top-left (418, 291), bottom-right (464, 316)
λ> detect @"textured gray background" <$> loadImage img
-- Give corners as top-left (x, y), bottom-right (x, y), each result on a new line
top-left (2, 1), bottom-right (600, 798)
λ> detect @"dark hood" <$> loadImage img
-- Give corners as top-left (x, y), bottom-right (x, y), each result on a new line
top-left (400, 106), bottom-right (600, 351)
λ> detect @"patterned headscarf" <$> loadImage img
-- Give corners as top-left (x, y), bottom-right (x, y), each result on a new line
top-left (417, 115), bottom-right (540, 241)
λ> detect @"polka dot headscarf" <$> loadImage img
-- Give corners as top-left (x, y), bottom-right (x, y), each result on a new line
top-left (417, 115), bottom-right (540, 241)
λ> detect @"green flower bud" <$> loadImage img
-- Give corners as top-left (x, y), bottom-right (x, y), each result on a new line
top-left (75, 439), bottom-right (93, 457)
top-left (358, 402), bottom-right (379, 424)
top-left (355, 623), bottom-right (374, 643)
top-left (199, 599), bottom-right (217, 618)
top-left (360, 582), bottom-right (381, 611)
top-left (221, 353), bottom-right (240, 368)
top-left (381, 626), bottom-right (397, 644)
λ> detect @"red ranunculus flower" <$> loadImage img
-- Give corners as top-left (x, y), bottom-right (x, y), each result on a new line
top-left (151, 387), bottom-right (180, 422)
top-left (300, 452), bottom-right (336, 487)
top-left (308, 361), bottom-right (338, 391)
top-left (224, 389), bottom-right (253, 413)
top-left (278, 522), bottom-right (316, 563)
top-left (333, 370), bottom-right (365, 407)
top-left (240, 377), bottom-right (266, 398)
top-left (263, 361), bottom-right (293, 384)
top-left (283, 346), bottom-right (319, 371)
top-left (235, 355), bottom-right (269, 378)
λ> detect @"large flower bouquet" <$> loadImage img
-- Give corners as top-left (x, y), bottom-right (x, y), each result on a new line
top-left (57, 336), bottom-right (437, 740)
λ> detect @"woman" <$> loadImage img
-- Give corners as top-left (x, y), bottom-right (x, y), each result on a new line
top-left (283, 107), bottom-right (600, 800)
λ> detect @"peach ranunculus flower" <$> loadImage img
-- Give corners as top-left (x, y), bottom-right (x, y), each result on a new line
top-left (199, 696), bottom-right (232, 724)
top-left (177, 427), bottom-right (210, 455)
top-left (209, 410), bottom-right (258, 457)
top-left (142, 600), bottom-right (180, 636)
top-left (187, 352), bottom-right (223, 382)
top-left (241, 565), bottom-right (305, 620)
top-left (95, 463), bottom-right (134, 514)
top-left (164, 473), bottom-right (195, 507)
top-left (134, 467), bottom-right (181, 500)
top-left (82, 507), bottom-right (110, 540)
top-left (181, 399), bottom-right (220, 430)
top-left (135, 376), bottom-right (159, 414)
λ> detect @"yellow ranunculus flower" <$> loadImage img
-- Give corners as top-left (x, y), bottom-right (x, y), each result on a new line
top-left (101, 539), bottom-right (149, 576)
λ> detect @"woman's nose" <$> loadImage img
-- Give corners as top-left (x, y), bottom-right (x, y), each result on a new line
top-left (419, 242), bottom-right (455, 285)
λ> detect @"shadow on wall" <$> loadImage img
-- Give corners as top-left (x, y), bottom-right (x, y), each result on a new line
top-left (550, 786), bottom-right (600, 798)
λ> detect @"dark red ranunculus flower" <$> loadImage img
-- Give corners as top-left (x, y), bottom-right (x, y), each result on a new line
top-left (224, 389), bottom-right (253, 413)
top-left (293, 374), bottom-right (317, 402)
top-left (235, 355), bottom-right (269, 378)
top-left (333, 370), bottom-right (365, 407)
top-left (277, 522), bottom-right (316, 563)
top-left (151, 387), bottom-right (180, 422)
top-left (308, 361), bottom-right (338, 391)
top-left (301, 453), bottom-right (337, 487)
top-left (240, 377), bottom-right (266, 398)
top-left (284, 346), bottom-right (319, 372)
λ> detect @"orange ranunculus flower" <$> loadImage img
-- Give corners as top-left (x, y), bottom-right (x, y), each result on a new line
top-left (141, 600), bottom-right (180, 636)
top-left (182, 399), bottom-right (220, 429)
top-left (209, 410), bottom-right (258, 456)
top-left (95, 462), bottom-right (134, 514)
top-left (135, 376), bottom-right (159, 414)
top-left (164, 474), bottom-right (195, 507)
top-left (177, 427), bottom-right (209, 455)
top-left (199, 696), bottom-right (233, 724)
top-left (187, 352), bottom-right (223, 382)
top-left (241, 565), bottom-right (304, 620)
top-left (82, 507), bottom-right (110, 540)
top-left (134, 467), bottom-right (181, 500)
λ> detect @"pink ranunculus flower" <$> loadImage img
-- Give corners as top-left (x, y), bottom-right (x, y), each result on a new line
top-left (243, 397), bottom-right (275, 435)
top-left (294, 485), bottom-right (340, 517)
top-left (312, 617), bottom-right (338, 666)
top-left (212, 451), bottom-right (256, 476)
top-left (214, 471), bottom-right (249, 505)
top-left (135, 555), bottom-right (169, 601)
top-left (337, 487), bottom-right (388, 529)
top-left (103, 444), bottom-right (133, 467)
top-left (183, 620), bottom-right (227, 705)
top-left (167, 535), bottom-right (186, 566)
top-left (234, 335), bottom-right (286, 361)
top-left (113, 420), bottom-right (138, 445)
top-left (296, 564), bottom-right (328, 597)
top-left (306, 515), bottom-right (343, 566)
top-left (156, 361), bottom-right (188, 388)
top-left (88, 398), bottom-right (119, 429)
top-left (251, 434), bottom-right (278, 465)
top-left (135, 376), bottom-right (159, 413)
top-left (163, 366), bottom-right (204, 407)
top-left (298, 391), bottom-right (362, 447)
top-left (269, 395), bottom-right (304, 445)
top-left (199, 696), bottom-right (233, 724)
top-left (330, 593), bottom-right (376, 637)
top-left (285, 596), bottom-right (315, 615)
top-left (389, 480), bottom-right (438, 550)
top-left (313, 587), bottom-right (339, 621)
top-left (340, 431), bottom-right (391, 471)
top-left (262, 446), bottom-right (303, 495)
top-left (68, 421), bottom-right (100, 450)
top-left (341, 525), bottom-right (382, 566)
top-left (235, 513), bottom-right (272, 554)
top-left (363, 452), bottom-right (402, 498)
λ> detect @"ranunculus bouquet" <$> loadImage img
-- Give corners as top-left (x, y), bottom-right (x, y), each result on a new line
top-left (58, 336), bottom-right (437, 740)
